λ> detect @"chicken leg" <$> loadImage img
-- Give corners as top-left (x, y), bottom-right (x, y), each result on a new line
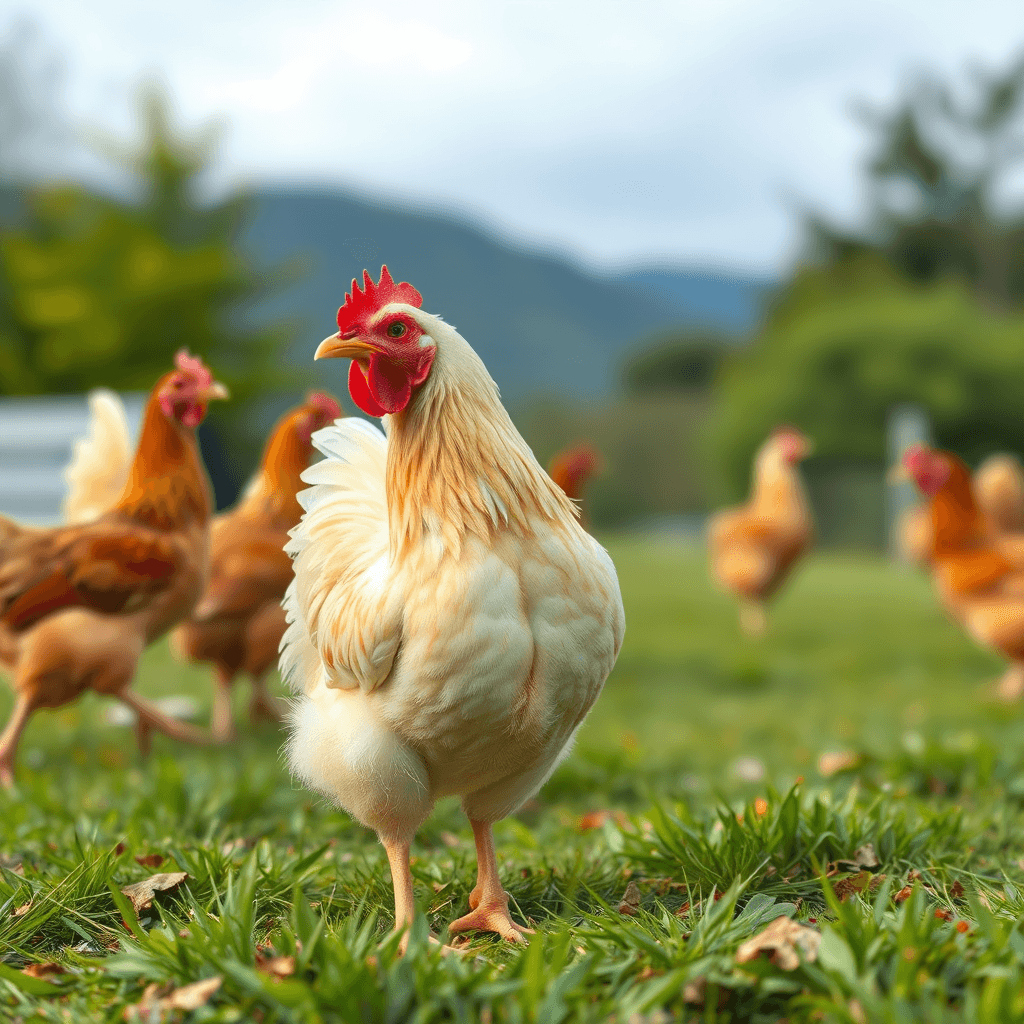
top-left (248, 674), bottom-right (284, 726)
top-left (0, 692), bottom-right (36, 789)
top-left (447, 820), bottom-right (533, 944)
top-left (210, 666), bottom-right (236, 741)
top-left (381, 837), bottom-right (417, 953)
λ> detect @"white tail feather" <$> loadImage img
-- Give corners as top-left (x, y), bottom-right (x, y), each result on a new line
top-left (63, 389), bottom-right (133, 523)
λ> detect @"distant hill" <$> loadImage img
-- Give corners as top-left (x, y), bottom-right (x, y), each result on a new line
top-left (242, 188), bottom-right (770, 404)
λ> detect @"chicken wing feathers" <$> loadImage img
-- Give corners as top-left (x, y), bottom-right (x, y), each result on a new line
top-left (0, 520), bottom-right (181, 630)
top-left (281, 418), bottom-right (402, 695)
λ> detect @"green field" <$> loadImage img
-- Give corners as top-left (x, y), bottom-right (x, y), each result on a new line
top-left (3, 537), bottom-right (1024, 1022)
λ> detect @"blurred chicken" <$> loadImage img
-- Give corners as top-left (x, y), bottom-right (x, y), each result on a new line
top-left (708, 427), bottom-right (814, 636)
top-left (975, 454), bottom-right (1024, 534)
top-left (895, 452), bottom-right (1024, 566)
top-left (0, 351), bottom-right (228, 786)
top-left (170, 392), bottom-right (342, 739)
top-left (548, 443), bottom-right (602, 529)
top-left (903, 444), bottom-right (1024, 701)
top-left (282, 267), bottom-right (624, 948)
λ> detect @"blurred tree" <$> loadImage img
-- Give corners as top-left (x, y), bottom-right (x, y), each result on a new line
top-left (711, 258), bottom-right (1024, 500)
top-left (0, 88), bottom-right (294, 502)
top-left (621, 328), bottom-right (730, 394)
top-left (810, 51), bottom-right (1024, 311)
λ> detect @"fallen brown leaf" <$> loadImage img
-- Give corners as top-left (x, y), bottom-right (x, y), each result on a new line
top-left (618, 880), bottom-right (642, 916)
top-left (835, 844), bottom-right (880, 872)
top-left (12, 901), bottom-right (32, 917)
top-left (833, 871), bottom-right (885, 902)
top-left (21, 962), bottom-right (66, 981)
top-left (893, 885), bottom-right (913, 904)
top-left (256, 948), bottom-right (296, 979)
top-left (934, 908), bottom-right (952, 921)
top-left (950, 880), bottom-right (965, 899)
top-left (134, 854), bottom-right (164, 869)
top-left (817, 750), bottom-right (860, 777)
top-left (167, 976), bottom-right (222, 1010)
top-left (735, 915), bottom-right (821, 971)
top-left (120, 872), bottom-right (189, 914)
top-left (578, 809), bottom-right (629, 832)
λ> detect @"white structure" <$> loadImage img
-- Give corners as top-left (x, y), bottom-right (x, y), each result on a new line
top-left (886, 403), bottom-right (931, 560)
top-left (0, 393), bottom-right (145, 525)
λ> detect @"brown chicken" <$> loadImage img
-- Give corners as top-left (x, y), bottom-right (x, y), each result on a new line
top-left (903, 443), bottom-right (1024, 701)
top-left (548, 443), bottom-right (602, 529)
top-left (896, 452), bottom-right (1024, 566)
top-left (708, 427), bottom-right (814, 636)
top-left (0, 351), bottom-right (228, 786)
top-left (170, 391), bottom-right (342, 739)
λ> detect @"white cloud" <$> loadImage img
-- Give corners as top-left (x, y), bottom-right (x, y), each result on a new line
top-left (7, 0), bottom-right (1024, 272)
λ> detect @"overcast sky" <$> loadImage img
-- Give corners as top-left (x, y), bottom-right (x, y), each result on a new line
top-left (6, 0), bottom-right (1024, 274)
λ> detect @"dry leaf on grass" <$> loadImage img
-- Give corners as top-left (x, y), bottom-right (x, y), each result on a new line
top-left (577, 809), bottom-right (629, 832)
top-left (735, 916), bottom-right (821, 971)
top-left (167, 976), bottom-right (222, 1010)
top-left (817, 750), bottom-right (860, 777)
top-left (125, 977), bottom-right (221, 1020)
top-left (134, 854), bottom-right (164, 868)
top-left (120, 872), bottom-right (188, 914)
top-left (255, 946), bottom-right (296, 979)
top-left (833, 871), bottom-right (886, 902)
top-left (22, 962), bottom-right (66, 981)
top-left (834, 844), bottom-right (880, 872)
top-left (12, 901), bottom-right (32, 917)
top-left (618, 880), bottom-right (642, 916)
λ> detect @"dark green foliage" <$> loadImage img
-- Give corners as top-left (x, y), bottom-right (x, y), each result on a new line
top-left (621, 329), bottom-right (731, 395)
top-left (710, 260), bottom-right (1024, 498)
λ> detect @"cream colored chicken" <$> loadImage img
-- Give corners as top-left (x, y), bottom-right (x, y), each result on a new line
top-left (281, 267), bottom-right (624, 948)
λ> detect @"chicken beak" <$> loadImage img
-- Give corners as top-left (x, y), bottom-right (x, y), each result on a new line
top-left (201, 382), bottom-right (230, 402)
top-left (315, 332), bottom-right (376, 361)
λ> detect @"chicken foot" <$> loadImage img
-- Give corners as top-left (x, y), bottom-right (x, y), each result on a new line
top-left (123, 689), bottom-right (217, 757)
top-left (248, 674), bottom-right (285, 726)
top-left (447, 820), bottom-right (533, 944)
top-left (0, 692), bottom-right (36, 789)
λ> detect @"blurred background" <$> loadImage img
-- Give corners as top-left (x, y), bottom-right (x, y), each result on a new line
top-left (1, 0), bottom-right (1024, 545)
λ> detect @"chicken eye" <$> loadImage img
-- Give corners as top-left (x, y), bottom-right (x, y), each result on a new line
top-left (387, 322), bottom-right (407, 339)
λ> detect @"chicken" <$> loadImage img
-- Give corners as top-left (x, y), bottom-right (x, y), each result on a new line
top-left (281, 266), bottom-right (624, 948)
top-left (902, 444), bottom-right (1024, 701)
top-left (169, 391), bottom-right (342, 739)
top-left (0, 351), bottom-right (228, 786)
top-left (548, 443), bottom-right (602, 530)
top-left (708, 427), bottom-right (814, 636)
top-left (894, 452), bottom-right (1024, 567)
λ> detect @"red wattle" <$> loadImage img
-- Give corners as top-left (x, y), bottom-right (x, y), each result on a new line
top-left (348, 360), bottom-right (388, 417)
top-left (348, 357), bottom-right (414, 417)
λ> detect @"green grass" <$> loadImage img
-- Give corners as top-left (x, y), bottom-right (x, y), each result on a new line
top-left (4, 536), bottom-right (1024, 1021)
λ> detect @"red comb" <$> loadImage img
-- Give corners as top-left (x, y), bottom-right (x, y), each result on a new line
top-left (174, 348), bottom-right (214, 388)
top-left (305, 390), bottom-right (342, 421)
top-left (336, 265), bottom-right (422, 335)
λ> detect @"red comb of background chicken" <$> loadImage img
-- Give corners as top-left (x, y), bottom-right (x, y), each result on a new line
top-left (306, 391), bottom-right (342, 421)
top-left (336, 266), bottom-right (423, 336)
top-left (174, 348), bottom-right (214, 389)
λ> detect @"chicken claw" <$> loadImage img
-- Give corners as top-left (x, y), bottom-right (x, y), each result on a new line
top-left (447, 899), bottom-right (533, 944)
top-left (446, 820), bottom-right (534, 944)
